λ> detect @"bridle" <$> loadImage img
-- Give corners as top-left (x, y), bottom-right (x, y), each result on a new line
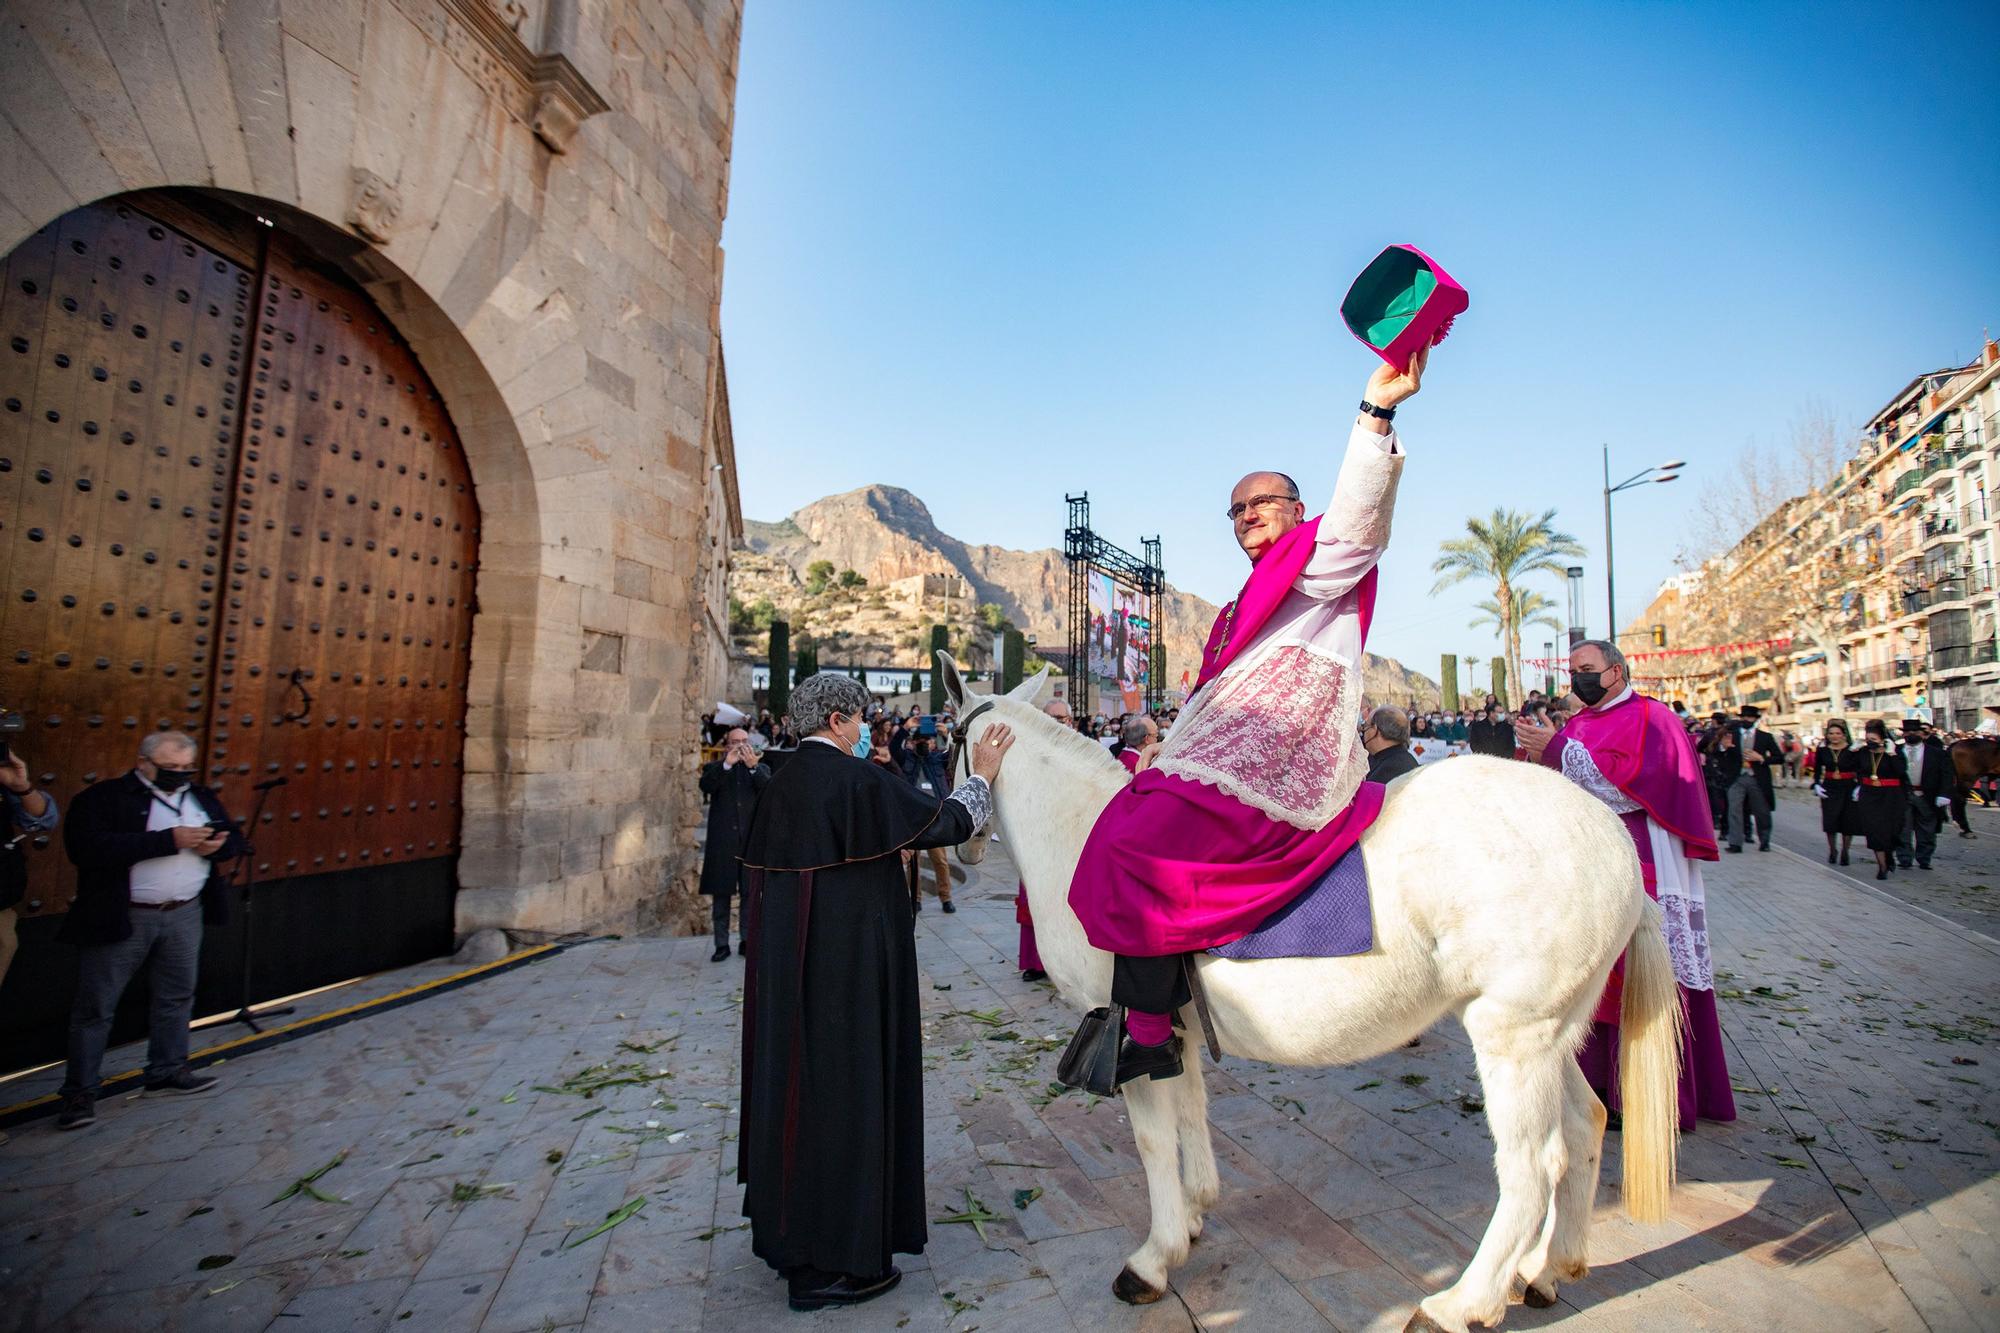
top-left (948, 699), bottom-right (999, 783)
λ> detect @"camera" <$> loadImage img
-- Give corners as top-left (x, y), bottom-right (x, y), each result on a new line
top-left (0, 709), bottom-right (24, 764)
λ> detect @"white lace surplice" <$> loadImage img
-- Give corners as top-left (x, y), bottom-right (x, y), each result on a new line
top-left (1560, 738), bottom-right (1714, 993)
top-left (1154, 424), bottom-right (1402, 829)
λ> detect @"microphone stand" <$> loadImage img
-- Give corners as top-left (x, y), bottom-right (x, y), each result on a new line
top-left (225, 780), bottom-right (293, 1034)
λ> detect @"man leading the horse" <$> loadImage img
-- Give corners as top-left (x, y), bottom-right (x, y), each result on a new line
top-left (1063, 347), bottom-right (1427, 1089)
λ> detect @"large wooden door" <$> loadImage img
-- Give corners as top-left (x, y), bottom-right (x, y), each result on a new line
top-left (0, 197), bottom-right (478, 1067)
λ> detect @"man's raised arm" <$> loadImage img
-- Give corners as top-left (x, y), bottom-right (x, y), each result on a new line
top-left (1296, 347), bottom-right (1429, 599)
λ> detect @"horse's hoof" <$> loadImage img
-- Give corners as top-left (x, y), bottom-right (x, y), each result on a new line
top-left (1523, 1283), bottom-right (1558, 1309)
top-left (1402, 1310), bottom-right (1452, 1333)
top-left (1113, 1266), bottom-right (1164, 1305)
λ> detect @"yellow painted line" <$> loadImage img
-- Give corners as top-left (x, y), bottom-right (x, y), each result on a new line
top-left (0, 943), bottom-right (565, 1120)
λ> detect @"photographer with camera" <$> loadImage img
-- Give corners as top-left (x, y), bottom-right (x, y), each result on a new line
top-left (0, 721), bottom-right (60, 990)
top-left (55, 732), bottom-right (247, 1131)
top-left (698, 727), bottom-right (771, 963)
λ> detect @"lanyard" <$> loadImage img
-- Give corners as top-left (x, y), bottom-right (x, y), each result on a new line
top-left (142, 781), bottom-right (189, 821)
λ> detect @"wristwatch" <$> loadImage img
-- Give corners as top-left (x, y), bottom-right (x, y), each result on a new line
top-left (1358, 399), bottom-right (1396, 421)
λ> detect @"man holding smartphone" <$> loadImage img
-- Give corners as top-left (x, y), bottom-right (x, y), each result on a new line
top-left (56, 732), bottom-right (246, 1130)
top-left (698, 727), bottom-right (771, 961)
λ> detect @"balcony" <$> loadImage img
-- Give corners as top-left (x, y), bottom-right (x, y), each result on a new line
top-left (1892, 469), bottom-right (1927, 498)
top-left (1932, 639), bottom-right (2000, 673)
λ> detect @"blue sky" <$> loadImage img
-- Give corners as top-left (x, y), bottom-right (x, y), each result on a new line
top-left (719, 1), bottom-right (2000, 689)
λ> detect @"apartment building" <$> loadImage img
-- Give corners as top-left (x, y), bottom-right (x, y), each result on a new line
top-left (1623, 337), bottom-right (2000, 726)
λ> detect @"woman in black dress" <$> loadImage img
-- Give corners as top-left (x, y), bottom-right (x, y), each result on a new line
top-left (1853, 718), bottom-right (1908, 880)
top-left (1811, 719), bottom-right (1860, 865)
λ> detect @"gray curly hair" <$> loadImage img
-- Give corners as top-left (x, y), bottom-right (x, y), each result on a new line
top-left (790, 671), bottom-right (872, 736)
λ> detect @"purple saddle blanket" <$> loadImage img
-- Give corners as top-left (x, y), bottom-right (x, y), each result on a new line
top-left (1207, 844), bottom-right (1372, 960)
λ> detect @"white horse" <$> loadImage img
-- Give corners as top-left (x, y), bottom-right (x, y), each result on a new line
top-left (941, 657), bottom-right (1680, 1333)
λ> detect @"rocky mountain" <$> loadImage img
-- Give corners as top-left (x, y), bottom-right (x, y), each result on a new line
top-left (738, 484), bottom-right (1440, 707)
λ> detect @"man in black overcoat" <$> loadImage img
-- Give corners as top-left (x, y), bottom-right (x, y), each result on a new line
top-left (736, 671), bottom-right (1014, 1312)
top-left (698, 727), bottom-right (770, 962)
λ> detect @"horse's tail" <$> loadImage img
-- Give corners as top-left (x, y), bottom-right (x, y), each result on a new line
top-left (1617, 897), bottom-right (1682, 1224)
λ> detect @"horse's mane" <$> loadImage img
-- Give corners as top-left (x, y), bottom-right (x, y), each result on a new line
top-left (977, 692), bottom-right (1128, 776)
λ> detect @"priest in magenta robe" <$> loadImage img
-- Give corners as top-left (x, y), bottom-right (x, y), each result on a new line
top-left (1063, 348), bottom-right (1427, 1090)
top-left (1516, 640), bottom-right (1736, 1128)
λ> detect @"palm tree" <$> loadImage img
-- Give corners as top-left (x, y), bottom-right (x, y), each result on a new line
top-left (1433, 509), bottom-right (1586, 706)
top-left (1469, 588), bottom-right (1564, 637)
top-left (1470, 589), bottom-right (1564, 698)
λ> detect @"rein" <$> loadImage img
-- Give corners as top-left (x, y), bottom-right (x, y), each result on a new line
top-left (949, 699), bottom-right (999, 783)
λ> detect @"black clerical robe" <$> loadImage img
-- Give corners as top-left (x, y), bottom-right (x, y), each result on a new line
top-left (736, 739), bottom-right (980, 1278)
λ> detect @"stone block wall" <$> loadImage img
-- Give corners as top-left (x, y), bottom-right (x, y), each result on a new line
top-left (0, 0), bottom-right (745, 938)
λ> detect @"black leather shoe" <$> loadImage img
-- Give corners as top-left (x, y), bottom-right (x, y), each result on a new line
top-left (143, 1069), bottom-right (217, 1096)
top-left (1840, 852), bottom-right (1851, 865)
top-left (710, 944), bottom-right (730, 963)
top-left (941, 900), bottom-right (956, 914)
top-left (788, 1266), bottom-right (901, 1312)
top-left (1115, 1033), bottom-right (1183, 1088)
top-left (1726, 844), bottom-right (1743, 853)
top-left (1022, 968), bottom-right (1047, 982)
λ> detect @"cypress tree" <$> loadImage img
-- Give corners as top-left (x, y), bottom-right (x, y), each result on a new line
top-left (768, 621), bottom-right (791, 718)
top-left (1490, 656), bottom-right (1508, 707)
top-left (1002, 628), bottom-right (1025, 693)
top-left (928, 624), bottom-right (950, 711)
top-left (1440, 653), bottom-right (1459, 711)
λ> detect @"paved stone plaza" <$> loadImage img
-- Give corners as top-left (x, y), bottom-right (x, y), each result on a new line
top-left (0, 834), bottom-right (1994, 1332)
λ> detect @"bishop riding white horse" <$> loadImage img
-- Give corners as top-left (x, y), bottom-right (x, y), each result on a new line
top-left (939, 657), bottom-right (1680, 1333)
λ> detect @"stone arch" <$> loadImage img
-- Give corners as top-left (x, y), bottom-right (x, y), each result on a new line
top-left (0, 0), bottom-right (745, 944)
top-left (0, 179), bottom-right (552, 927)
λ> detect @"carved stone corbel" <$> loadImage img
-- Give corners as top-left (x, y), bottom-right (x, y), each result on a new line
top-left (347, 168), bottom-right (403, 244)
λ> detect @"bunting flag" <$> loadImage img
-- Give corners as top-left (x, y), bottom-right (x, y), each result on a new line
top-left (1525, 636), bottom-right (1794, 671)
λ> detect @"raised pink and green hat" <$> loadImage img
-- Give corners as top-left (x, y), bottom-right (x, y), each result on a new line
top-left (1340, 244), bottom-right (1468, 370)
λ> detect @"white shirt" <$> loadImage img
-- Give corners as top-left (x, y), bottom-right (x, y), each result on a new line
top-left (128, 779), bottom-right (214, 905)
top-left (1902, 742), bottom-right (1923, 773)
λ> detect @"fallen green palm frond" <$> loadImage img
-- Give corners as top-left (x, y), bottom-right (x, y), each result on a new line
top-left (696, 1221), bottom-right (750, 1241)
top-left (534, 1061), bottom-right (673, 1098)
top-left (1012, 1187), bottom-right (1042, 1210)
top-left (268, 1154), bottom-right (347, 1207)
top-left (449, 1181), bottom-right (513, 1205)
top-left (934, 1187), bottom-right (1000, 1244)
top-left (566, 1196), bottom-right (645, 1248)
top-left (950, 1008), bottom-right (1007, 1027)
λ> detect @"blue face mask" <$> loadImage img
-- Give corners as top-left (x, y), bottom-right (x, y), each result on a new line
top-left (852, 721), bottom-right (872, 758)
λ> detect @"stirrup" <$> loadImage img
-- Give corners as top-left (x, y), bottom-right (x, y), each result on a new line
top-left (1055, 1006), bottom-right (1122, 1096)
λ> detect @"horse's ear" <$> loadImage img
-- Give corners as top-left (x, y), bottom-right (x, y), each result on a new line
top-left (935, 652), bottom-right (967, 707)
top-left (1008, 663), bottom-right (1051, 704)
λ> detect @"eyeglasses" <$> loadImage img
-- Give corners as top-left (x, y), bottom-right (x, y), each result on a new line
top-left (1225, 494), bottom-right (1298, 522)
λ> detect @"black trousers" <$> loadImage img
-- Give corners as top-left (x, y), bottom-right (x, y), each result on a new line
top-left (710, 891), bottom-right (740, 947)
top-left (1112, 953), bottom-right (1190, 1015)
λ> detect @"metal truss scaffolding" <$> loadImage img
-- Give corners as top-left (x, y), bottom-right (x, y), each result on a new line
top-left (1065, 494), bottom-right (1167, 715)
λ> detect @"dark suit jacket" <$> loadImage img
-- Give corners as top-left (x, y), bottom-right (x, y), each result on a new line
top-left (1903, 738), bottom-right (1952, 802)
top-left (698, 759), bottom-right (772, 896)
top-left (1741, 726), bottom-right (1782, 804)
top-left (1366, 746), bottom-right (1420, 785)
top-left (60, 772), bottom-right (246, 946)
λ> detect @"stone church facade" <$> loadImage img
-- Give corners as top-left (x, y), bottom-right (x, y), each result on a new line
top-left (0, 0), bottom-right (743, 1059)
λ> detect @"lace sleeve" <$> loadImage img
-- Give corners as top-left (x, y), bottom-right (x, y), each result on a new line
top-left (945, 774), bottom-right (992, 829)
top-left (1560, 739), bottom-right (1643, 814)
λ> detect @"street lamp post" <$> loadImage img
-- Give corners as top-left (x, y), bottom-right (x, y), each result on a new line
top-left (1566, 565), bottom-right (1586, 648)
top-left (1603, 446), bottom-right (1686, 642)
